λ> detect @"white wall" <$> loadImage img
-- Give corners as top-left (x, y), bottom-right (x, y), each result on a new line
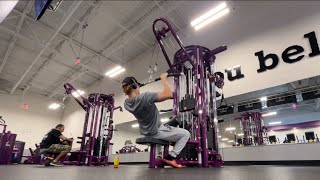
top-left (0, 91), bottom-right (61, 148)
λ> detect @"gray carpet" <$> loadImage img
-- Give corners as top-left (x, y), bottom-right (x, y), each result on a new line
top-left (1, 165), bottom-right (320, 180)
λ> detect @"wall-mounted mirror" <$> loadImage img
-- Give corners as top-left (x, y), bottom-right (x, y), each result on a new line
top-left (218, 74), bottom-right (320, 147)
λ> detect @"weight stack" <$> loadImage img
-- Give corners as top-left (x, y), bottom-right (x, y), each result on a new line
top-left (177, 143), bottom-right (197, 159)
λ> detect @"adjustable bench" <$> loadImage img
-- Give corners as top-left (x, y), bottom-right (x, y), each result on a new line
top-left (136, 137), bottom-right (169, 168)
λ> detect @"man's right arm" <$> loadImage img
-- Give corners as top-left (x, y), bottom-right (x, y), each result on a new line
top-left (157, 73), bottom-right (173, 102)
top-left (59, 135), bottom-right (73, 143)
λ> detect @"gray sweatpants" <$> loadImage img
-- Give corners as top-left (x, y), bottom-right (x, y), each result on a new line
top-left (152, 124), bottom-right (190, 158)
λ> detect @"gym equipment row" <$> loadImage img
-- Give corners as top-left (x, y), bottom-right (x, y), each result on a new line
top-left (61, 83), bottom-right (122, 166)
top-left (0, 116), bottom-right (25, 165)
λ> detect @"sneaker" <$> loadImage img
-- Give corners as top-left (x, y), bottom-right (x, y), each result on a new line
top-left (162, 159), bottom-right (183, 168)
top-left (50, 161), bottom-right (64, 167)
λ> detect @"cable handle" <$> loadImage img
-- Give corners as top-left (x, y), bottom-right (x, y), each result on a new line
top-left (154, 73), bottom-right (182, 81)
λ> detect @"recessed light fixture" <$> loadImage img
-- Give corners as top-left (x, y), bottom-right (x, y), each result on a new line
top-left (198, 110), bottom-right (203, 114)
top-left (269, 121), bottom-right (282, 125)
top-left (221, 138), bottom-right (228, 141)
top-left (225, 127), bottom-right (236, 131)
top-left (218, 135), bottom-right (221, 138)
top-left (228, 140), bottom-right (234, 143)
top-left (191, 2), bottom-right (230, 31)
top-left (131, 124), bottom-right (139, 128)
top-left (105, 66), bottom-right (125, 78)
top-left (49, 103), bottom-right (61, 110)
top-left (262, 111), bottom-right (277, 117)
top-left (238, 133), bottom-right (244, 136)
top-left (72, 90), bottom-right (85, 98)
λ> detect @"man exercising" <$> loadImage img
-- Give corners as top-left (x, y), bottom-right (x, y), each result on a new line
top-left (122, 73), bottom-right (190, 168)
top-left (40, 124), bottom-right (73, 166)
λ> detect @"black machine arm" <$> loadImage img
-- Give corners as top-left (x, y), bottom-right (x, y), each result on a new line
top-left (63, 83), bottom-right (92, 110)
top-left (159, 109), bottom-right (173, 113)
top-left (140, 73), bottom-right (182, 87)
top-left (114, 106), bottom-right (123, 112)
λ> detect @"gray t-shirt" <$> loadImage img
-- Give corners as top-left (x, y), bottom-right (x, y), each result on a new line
top-left (124, 92), bottom-right (161, 136)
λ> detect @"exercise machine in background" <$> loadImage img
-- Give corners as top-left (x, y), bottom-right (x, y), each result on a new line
top-left (0, 116), bottom-right (17, 165)
top-left (237, 112), bottom-right (265, 146)
top-left (136, 17), bottom-right (226, 168)
top-left (62, 83), bottom-right (122, 166)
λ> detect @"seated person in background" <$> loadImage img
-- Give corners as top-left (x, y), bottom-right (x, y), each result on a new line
top-left (122, 73), bottom-right (190, 168)
top-left (40, 124), bottom-right (73, 166)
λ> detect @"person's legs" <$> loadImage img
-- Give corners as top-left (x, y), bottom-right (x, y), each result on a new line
top-left (45, 144), bottom-right (71, 166)
top-left (152, 124), bottom-right (190, 166)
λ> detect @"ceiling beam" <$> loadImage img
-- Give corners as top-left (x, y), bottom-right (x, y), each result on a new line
top-left (102, 2), bottom-right (152, 50)
top-left (100, 1), bottom-right (185, 60)
top-left (10, 1), bottom-right (83, 94)
top-left (0, 25), bottom-right (62, 55)
top-left (12, 8), bottom-right (124, 65)
top-left (0, 1), bottom-right (33, 73)
top-left (48, 70), bottom-right (86, 98)
top-left (46, 1), bottom-right (184, 98)
top-left (23, 1), bottom-right (105, 92)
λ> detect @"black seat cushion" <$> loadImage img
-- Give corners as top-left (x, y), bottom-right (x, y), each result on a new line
top-left (136, 137), bottom-right (169, 146)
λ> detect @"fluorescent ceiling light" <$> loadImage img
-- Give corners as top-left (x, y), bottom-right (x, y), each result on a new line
top-left (221, 138), bottom-right (228, 141)
top-left (194, 8), bottom-right (230, 31)
top-left (228, 140), bottom-right (234, 143)
top-left (262, 111), bottom-right (277, 117)
top-left (109, 68), bottom-right (125, 78)
top-left (238, 133), bottom-right (244, 136)
top-left (105, 66), bottom-right (121, 76)
top-left (161, 118), bottom-right (169, 123)
top-left (269, 121), bottom-right (282, 125)
top-left (105, 66), bottom-right (126, 78)
top-left (260, 96), bottom-right (267, 102)
top-left (49, 103), bottom-right (61, 110)
top-left (225, 127), bottom-right (236, 131)
top-left (72, 90), bottom-right (85, 98)
top-left (218, 135), bottom-right (221, 138)
top-left (191, 2), bottom-right (227, 26)
top-left (191, 2), bottom-right (228, 28)
top-left (131, 124), bottom-right (139, 128)
top-left (0, 1), bottom-right (19, 23)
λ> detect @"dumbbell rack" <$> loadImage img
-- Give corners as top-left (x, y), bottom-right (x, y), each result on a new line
top-left (63, 83), bottom-right (122, 166)
top-left (152, 17), bottom-right (226, 167)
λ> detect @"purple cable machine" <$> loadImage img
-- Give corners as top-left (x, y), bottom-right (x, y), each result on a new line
top-left (0, 116), bottom-right (17, 165)
top-left (152, 17), bottom-right (226, 167)
top-left (239, 112), bottom-right (264, 146)
top-left (63, 83), bottom-right (122, 166)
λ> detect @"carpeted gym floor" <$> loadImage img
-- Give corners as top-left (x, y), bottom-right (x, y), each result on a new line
top-left (1, 165), bottom-right (320, 180)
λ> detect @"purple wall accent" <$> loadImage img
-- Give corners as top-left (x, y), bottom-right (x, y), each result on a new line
top-left (267, 120), bottom-right (320, 131)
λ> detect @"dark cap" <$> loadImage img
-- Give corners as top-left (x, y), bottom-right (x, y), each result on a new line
top-left (122, 77), bottom-right (143, 87)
